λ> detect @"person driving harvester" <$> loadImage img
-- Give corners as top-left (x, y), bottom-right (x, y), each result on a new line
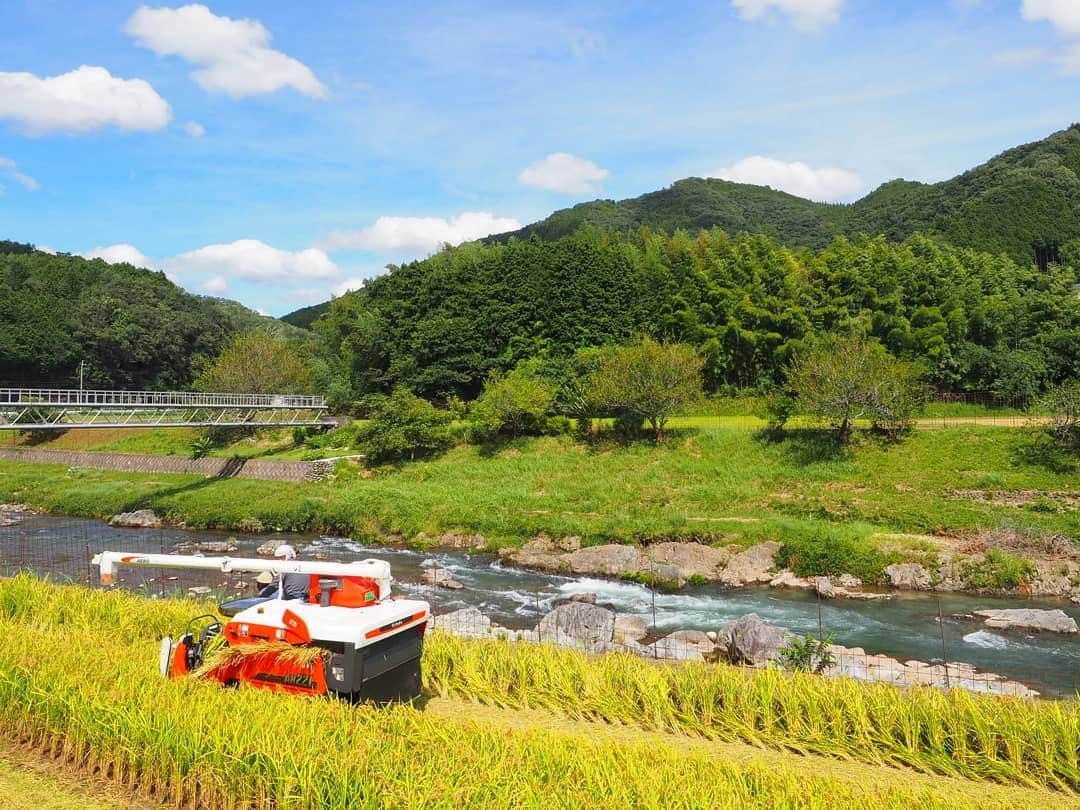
top-left (256, 543), bottom-right (309, 600)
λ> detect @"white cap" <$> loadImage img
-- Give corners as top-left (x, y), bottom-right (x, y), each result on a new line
top-left (273, 544), bottom-right (297, 560)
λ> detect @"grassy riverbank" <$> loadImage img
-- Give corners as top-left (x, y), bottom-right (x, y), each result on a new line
top-left (0, 577), bottom-right (1075, 808)
top-left (2, 426), bottom-right (1076, 547)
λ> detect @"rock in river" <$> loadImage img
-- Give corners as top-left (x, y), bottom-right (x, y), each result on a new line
top-left (974, 608), bottom-right (1078, 634)
top-left (421, 567), bottom-right (465, 590)
top-left (109, 509), bottom-right (161, 528)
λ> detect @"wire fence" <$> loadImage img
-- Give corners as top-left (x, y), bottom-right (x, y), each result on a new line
top-left (0, 392), bottom-right (1042, 451)
top-left (417, 561), bottom-right (1075, 700)
top-left (1, 509), bottom-right (1075, 700)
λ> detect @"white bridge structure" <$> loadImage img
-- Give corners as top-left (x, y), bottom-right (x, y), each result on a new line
top-left (0, 388), bottom-right (334, 430)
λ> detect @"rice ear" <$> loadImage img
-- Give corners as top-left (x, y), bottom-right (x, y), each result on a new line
top-left (192, 640), bottom-right (327, 679)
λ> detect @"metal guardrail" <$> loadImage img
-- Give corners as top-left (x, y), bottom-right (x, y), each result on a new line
top-left (0, 388), bottom-right (326, 409)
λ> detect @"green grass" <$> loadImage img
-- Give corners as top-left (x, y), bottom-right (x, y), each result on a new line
top-left (0, 577), bottom-right (1075, 808)
top-left (1, 427), bottom-right (1076, 563)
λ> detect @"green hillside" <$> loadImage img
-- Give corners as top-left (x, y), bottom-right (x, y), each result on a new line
top-left (280, 300), bottom-right (331, 330)
top-left (0, 246), bottom-right (306, 389)
top-left (501, 124), bottom-right (1080, 266)
top-left (316, 229), bottom-right (1080, 400)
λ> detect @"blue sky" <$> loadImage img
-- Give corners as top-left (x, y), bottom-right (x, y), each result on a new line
top-left (2, 0), bottom-right (1079, 315)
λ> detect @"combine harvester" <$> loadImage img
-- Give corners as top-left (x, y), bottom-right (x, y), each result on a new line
top-left (93, 551), bottom-right (430, 701)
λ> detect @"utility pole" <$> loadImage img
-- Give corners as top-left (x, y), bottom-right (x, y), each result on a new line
top-left (78, 360), bottom-right (85, 395)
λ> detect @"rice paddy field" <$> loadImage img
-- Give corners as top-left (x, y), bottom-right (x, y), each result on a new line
top-left (0, 576), bottom-right (1077, 808)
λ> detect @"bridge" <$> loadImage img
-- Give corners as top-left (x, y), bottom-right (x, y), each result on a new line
top-left (0, 388), bottom-right (335, 430)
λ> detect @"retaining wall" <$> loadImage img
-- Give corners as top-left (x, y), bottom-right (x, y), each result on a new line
top-left (0, 448), bottom-right (329, 483)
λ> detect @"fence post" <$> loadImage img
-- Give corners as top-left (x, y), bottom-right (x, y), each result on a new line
top-left (535, 586), bottom-right (541, 643)
top-left (651, 577), bottom-right (658, 660)
top-left (937, 594), bottom-right (950, 689)
top-left (816, 588), bottom-right (824, 643)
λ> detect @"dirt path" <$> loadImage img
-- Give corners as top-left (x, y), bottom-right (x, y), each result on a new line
top-left (0, 739), bottom-right (143, 810)
top-left (421, 695), bottom-right (1079, 809)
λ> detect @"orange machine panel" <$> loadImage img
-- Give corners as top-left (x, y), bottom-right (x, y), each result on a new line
top-left (308, 575), bottom-right (380, 608)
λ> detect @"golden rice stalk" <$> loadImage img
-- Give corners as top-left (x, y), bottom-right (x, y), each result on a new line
top-left (192, 640), bottom-right (326, 679)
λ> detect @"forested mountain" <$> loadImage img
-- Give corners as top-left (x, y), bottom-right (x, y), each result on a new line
top-left (499, 125), bottom-right (1080, 266)
top-left (316, 229), bottom-right (1080, 401)
top-left (281, 301), bottom-right (330, 330)
top-left (0, 247), bottom-right (305, 389)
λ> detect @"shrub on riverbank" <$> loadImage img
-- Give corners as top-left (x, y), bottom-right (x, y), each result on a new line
top-left (776, 525), bottom-right (905, 583)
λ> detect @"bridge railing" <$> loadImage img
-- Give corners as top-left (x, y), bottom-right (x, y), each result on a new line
top-left (0, 388), bottom-right (326, 410)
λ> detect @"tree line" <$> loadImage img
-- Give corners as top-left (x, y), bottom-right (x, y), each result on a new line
top-left (314, 227), bottom-right (1080, 405)
top-left (0, 249), bottom-right (307, 389)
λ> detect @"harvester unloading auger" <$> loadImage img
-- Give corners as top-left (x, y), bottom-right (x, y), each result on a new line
top-left (92, 551), bottom-right (430, 701)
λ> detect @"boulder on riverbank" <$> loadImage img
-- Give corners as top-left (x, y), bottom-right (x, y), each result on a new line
top-left (501, 537), bottom-right (764, 587)
top-left (613, 615), bottom-right (648, 646)
top-left (644, 542), bottom-right (729, 581)
top-left (973, 608), bottom-right (1078, 634)
top-left (108, 509), bottom-right (161, 529)
top-left (0, 503), bottom-right (30, 527)
top-left (650, 629), bottom-right (716, 661)
top-left (884, 562), bottom-right (933, 590)
top-left (416, 531), bottom-right (489, 551)
top-left (718, 613), bottom-right (795, 666)
top-left (537, 602), bottom-right (615, 649)
top-left (565, 544), bottom-right (642, 577)
top-left (433, 607), bottom-right (493, 637)
top-left (769, 570), bottom-right (812, 590)
top-left (717, 542), bottom-right (780, 587)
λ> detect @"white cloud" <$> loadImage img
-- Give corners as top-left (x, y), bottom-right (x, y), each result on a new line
top-left (83, 243), bottom-right (153, 267)
top-left (0, 66), bottom-right (171, 135)
top-left (126, 4), bottom-right (327, 99)
top-left (82, 239), bottom-right (339, 287)
top-left (518, 152), bottom-right (610, 194)
top-left (163, 239), bottom-right (339, 280)
top-left (732, 0), bottom-right (844, 30)
top-left (291, 287), bottom-right (334, 304)
top-left (319, 211), bottom-right (522, 255)
top-left (1062, 42), bottom-right (1080, 74)
top-left (707, 156), bottom-right (864, 202)
top-left (1022, 0), bottom-right (1080, 37)
top-left (333, 277), bottom-right (368, 296)
top-left (994, 47), bottom-right (1050, 67)
top-left (0, 158), bottom-right (39, 190)
top-left (184, 121), bottom-right (205, 137)
top-left (200, 275), bottom-right (228, 293)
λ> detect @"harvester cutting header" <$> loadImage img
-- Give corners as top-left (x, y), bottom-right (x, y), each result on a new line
top-left (92, 550), bottom-right (430, 702)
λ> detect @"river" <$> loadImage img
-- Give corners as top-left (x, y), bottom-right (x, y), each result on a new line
top-left (2, 513), bottom-right (1077, 696)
